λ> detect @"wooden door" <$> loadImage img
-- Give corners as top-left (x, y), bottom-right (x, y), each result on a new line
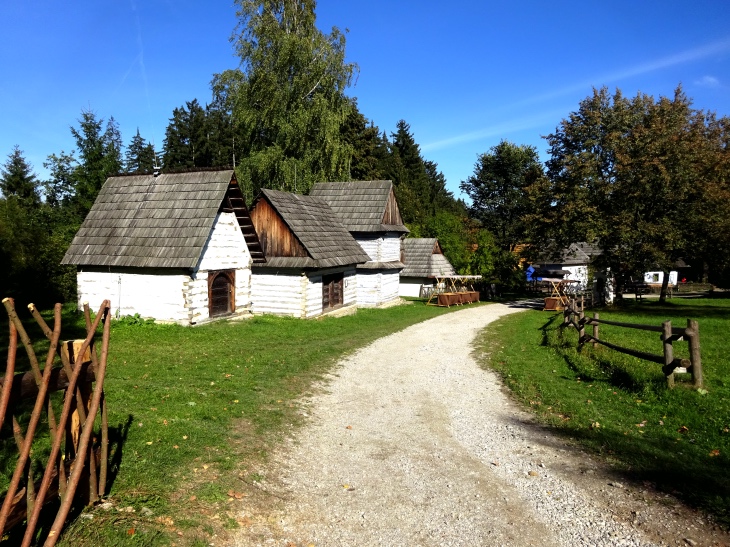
top-left (209, 270), bottom-right (235, 317)
top-left (322, 273), bottom-right (344, 310)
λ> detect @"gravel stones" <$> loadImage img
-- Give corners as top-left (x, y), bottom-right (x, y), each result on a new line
top-left (233, 304), bottom-right (728, 547)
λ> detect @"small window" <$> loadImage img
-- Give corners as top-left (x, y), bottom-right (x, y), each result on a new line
top-left (322, 273), bottom-right (344, 310)
top-left (652, 273), bottom-right (660, 283)
top-left (209, 270), bottom-right (235, 317)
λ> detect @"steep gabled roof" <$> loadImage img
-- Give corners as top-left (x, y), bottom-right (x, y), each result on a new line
top-left (309, 180), bottom-right (408, 233)
top-left (401, 238), bottom-right (456, 277)
top-left (62, 170), bottom-right (264, 269)
top-left (251, 189), bottom-right (370, 269)
top-left (535, 241), bottom-right (602, 266)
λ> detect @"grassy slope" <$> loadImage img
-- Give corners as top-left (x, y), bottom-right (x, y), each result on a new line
top-left (476, 297), bottom-right (730, 527)
top-left (1, 301), bottom-right (463, 545)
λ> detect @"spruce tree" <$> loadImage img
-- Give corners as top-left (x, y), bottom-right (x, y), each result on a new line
top-left (0, 145), bottom-right (40, 205)
top-left (125, 129), bottom-right (157, 173)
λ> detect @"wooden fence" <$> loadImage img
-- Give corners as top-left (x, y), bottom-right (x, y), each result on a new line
top-left (562, 297), bottom-right (703, 389)
top-left (0, 298), bottom-right (111, 546)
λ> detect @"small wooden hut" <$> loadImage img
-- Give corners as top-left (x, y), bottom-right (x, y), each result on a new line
top-left (61, 170), bottom-right (264, 324)
top-left (248, 189), bottom-right (370, 318)
top-left (310, 180), bottom-right (408, 307)
top-left (399, 238), bottom-right (456, 297)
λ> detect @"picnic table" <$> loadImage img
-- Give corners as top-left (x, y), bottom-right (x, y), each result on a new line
top-left (426, 275), bottom-right (482, 307)
top-left (541, 278), bottom-right (578, 310)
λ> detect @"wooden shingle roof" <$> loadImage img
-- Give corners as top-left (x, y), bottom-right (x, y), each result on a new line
top-left (401, 238), bottom-right (456, 277)
top-left (309, 180), bottom-right (408, 233)
top-left (62, 170), bottom-right (264, 269)
top-left (251, 189), bottom-right (370, 269)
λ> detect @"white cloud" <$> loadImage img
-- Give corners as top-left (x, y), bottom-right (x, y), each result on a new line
top-left (694, 75), bottom-right (720, 88)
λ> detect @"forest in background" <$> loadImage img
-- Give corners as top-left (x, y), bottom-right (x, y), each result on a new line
top-left (1, 0), bottom-right (729, 306)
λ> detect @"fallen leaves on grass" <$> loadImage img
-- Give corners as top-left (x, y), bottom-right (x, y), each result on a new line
top-left (710, 449), bottom-right (721, 457)
top-left (155, 516), bottom-right (175, 527)
top-left (678, 426), bottom-right (689, 434)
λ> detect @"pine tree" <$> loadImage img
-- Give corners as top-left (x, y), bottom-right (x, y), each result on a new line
top-left (162, 100), bottom-right (210, 170)
top-left (0, 145), bottom-right (40, 205)
top-left (125, 129), bottom-right (157, 173)
top-left (340, 104), bottom-right (389, 181)
top-left (71, 110), bottom-right (123, 216)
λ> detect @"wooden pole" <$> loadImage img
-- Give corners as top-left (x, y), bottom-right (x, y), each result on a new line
top-left (578, 305), bottom-right (585, 345)
top-left (44, 301), bottom-right (111, 547)
top-left (592, 313), bottom-right (599, 348)
top-left (662, 320), bottom-right (675, 389)
top-left (687, 319), bottom-right (703, 389)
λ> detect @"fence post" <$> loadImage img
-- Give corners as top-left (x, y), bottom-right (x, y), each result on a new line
top-left (662, 320), bottom-right (675, 389)
top-left (563, 299), bottom-right (571, 327)
top-left (592, 312), bottom-right (599, 347)
top-left (578, 305), bottom-right (585, 345)
top-left (687, 319), bottom-right (703, 389)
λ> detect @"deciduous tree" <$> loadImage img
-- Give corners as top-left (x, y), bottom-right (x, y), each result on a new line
top-left (541, 86), bottom-right (730, 300)
top-left (460, 140), bottom-right (544, 252)
top-left (213, 0), bottom-right (358, 195)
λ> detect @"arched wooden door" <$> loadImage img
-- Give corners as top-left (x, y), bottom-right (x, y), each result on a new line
top-left (208, 270), bottom-right (235, 317)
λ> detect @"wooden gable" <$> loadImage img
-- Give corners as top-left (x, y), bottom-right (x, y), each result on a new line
top-left (249, 196), bottom-right (309, 258)
top-left (382, 186), bottom-right (405, 228)
top-left (219, 175), bottom-right (266, 263)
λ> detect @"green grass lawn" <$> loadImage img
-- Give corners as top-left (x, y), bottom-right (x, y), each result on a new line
top-left (1, 301), bottom-right (463, 546)
top-left (475, 297), bottom-right (730, 527)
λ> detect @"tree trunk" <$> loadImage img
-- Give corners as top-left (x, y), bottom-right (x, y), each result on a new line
top-left (659, 270), bottom-right (670, 303)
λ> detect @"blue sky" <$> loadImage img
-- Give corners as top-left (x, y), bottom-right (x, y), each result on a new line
top-left (1, 1), bottom-right (729, 199)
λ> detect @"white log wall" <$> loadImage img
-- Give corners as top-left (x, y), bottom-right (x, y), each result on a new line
top-left (76, 212), bottom-right (253, 325)
top-left (355, 233), bottom-right (402, 262)
top-left (192, 212), bottom-right (253, 323)
top-left (77, 270), bottom-right (190, 323)
top-left (251, 271), bottom-right (306, 317)
top-left (399, 277), bottom-right (434, 298)
top-left (251, 267), bottom-right (358, 318)
top-left (356, 270), bottom-right (400, 307)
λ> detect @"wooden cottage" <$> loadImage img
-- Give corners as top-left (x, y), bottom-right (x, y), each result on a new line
top-left (310, 180), bottom-right (408, 307)
top-left (61, 170), bottom-right (265, 324)
top-left (531, 241), bottom-right (614, 303)
top-left (399, 238), bottom-right (456, 297)
top-left (248, 189), bottom-right (370, 318)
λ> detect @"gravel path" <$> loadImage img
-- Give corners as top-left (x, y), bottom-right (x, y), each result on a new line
top-left (233, 303), bottom-right (727, 546)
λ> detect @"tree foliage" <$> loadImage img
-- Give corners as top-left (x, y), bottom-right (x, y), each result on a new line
top-left (125, 129), bottom-right (157, 173)
top-left (0, 145), bottom-right (41, 206)
top-left (212, 0), bottom-right (358, 195)
top-left (539, 86), bottom-right (730, 296)
top-left (71, 110), bottom-right (123, 216)
top-left (461, 141), bottom-right (544, 252)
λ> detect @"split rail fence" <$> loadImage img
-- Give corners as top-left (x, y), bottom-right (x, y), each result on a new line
top-left (562, 297), bottom-right (703, 389)
top-left (0, 298), bottom-right (111, 546)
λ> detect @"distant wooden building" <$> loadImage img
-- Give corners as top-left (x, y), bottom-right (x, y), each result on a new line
top-left (248, 189), bottom-right (370, 318)
top-left (61, 170), bottom-right (265, 324)
top-left (310, 180), bottom-right (408, 307)
top-left (399, 238), bottom-right (456, 297)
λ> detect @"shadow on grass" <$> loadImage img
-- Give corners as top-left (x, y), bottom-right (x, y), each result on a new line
top-left (503, 411), bottom-right (730, 527)
top-left (549, 420), bottom-right (730, 526)
top-left (0, 415), bottom-right (133, 543)
top-left (610, 299), bottom-right (730, 320)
